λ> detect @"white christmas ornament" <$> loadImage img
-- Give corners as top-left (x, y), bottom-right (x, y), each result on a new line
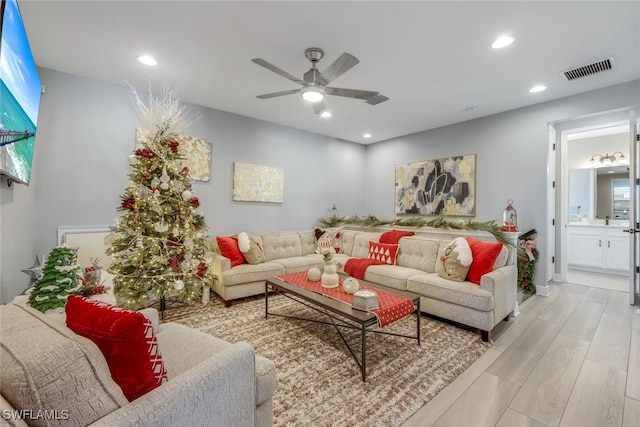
top-left (181, 190), bottom-right (192, 200)
top-left (127, 154), bottom-right (138, 165)
top-left (154, 221), bottom-right (169, 233)
top-left (151, 178), bottom-right (161, 188)
top-left (160, 169), bottom-right (170, 183)
top-left (160, 182), bottom-right (170, 190)
top-left (174, 280), bottom-right (185, 290)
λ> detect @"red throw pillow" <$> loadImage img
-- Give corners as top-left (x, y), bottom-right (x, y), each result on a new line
top-left (65, 295), bottom-right (167, 401)
top-left (466, 237), bottom-right (504, 285)
top-left (368, 241), bottom-right (399, 265)
top-left (380, 230), bottom-right (415, 244)
top-left (217, 236), bottom-right (246, 267)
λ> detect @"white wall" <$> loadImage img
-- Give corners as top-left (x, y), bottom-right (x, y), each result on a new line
top-left (0, 68), bottom-right (367, 303)
top-left (2, 68), bottom-right (639, 302)
top-left (364, 79), bottom-right (640, 290)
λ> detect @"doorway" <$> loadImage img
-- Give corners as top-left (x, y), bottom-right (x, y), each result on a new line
top-left (551, 108), bottom-right (639, 300)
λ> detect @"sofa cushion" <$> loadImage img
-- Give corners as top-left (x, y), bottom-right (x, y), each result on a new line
top-left (157, 323), bottom-right (277, 407)
top-left (351, 232), bottom-right (383, 258)
top-left (436, 237), bottom-right (473, 282)
top-left (222, 262), bottom-right (285, 287)
top-left (65, 296), bottom-right (168, 401)
top-left (0, 304), bottom-right (128, 426)
top-left (261, 233), bottom-right (303, 260)
top-left (492, 245), bottom-right (509, 269)
top-left (407, 274), bottom-right (495, 312)
top-left (217, 236), bottom-right (246, 267)
top-left (238, 232), bottom-right (266, 265)
top-left (270, 254), bottom-right (324, 274)
top-left (466, 237), bottom-right (504, 285)
top-left (396, 237), bottom-right (440, 272)
top-left (299, 231), bottom-right (317, 255)
top-left (363, 264), bottom-right (424, 291)
top-left (368, 241), bottom-right (399, 265)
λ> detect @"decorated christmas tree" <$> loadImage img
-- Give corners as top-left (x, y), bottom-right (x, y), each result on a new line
top-left (28, 246), bottom-right (81, 312)
top-left (106, 87), bottom-right (215, 310)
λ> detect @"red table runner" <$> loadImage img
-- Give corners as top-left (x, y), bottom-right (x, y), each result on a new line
top-left (277, 272), bottom-right (415, 328)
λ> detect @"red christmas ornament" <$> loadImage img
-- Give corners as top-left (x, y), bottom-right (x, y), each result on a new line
top-left (121, 195), bottom-right (135, 211)
top-left (180, 166), bottom-right (190, 177)
top-left (168, 140), bottom-right (180, 154)
top-left (188, 197), bottom-right (200, 208)
top-left (135, 148), bottom-right (156, 159)
top-left (169, 257), bottom-right (183, 272)
top-left (196, 263), bottom-right (208, 277)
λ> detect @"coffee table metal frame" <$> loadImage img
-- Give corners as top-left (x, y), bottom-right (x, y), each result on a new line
top-left (265, 276), bottom-right (421, 381)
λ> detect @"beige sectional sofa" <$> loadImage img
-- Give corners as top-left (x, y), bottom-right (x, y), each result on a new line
top-left (0, 303), bottom-right (277, 427)
top-left (207, 226), bottom-right (517, 341)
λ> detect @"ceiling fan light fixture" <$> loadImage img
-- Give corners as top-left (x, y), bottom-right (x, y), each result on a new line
top-left (300, 86), bottom-right (325, 103)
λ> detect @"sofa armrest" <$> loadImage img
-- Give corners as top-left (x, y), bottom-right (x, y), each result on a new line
top-left (209, 251), bottom-right (231, 273)
top-left (480, 264), bottom-right (517, 323)
top-left (90, 342), bottom-right (256, 427)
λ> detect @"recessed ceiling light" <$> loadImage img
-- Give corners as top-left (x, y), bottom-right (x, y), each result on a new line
top-left (363, 133), bottom-right (372, 138)
top-left (529, 85), bottom-right (547, 93)
top-left (320, 111), bottom-right (332, 118)
top-left (138, 55), bottom-right (157, 66)
top-left (491, 36), bottom-right (514, 49)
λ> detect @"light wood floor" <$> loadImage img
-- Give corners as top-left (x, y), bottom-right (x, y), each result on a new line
top-left (402, 281), bottom-right (640, 427)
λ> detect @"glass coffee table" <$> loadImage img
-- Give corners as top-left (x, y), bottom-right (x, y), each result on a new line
top-left (265, 275), bottom-right (421, 381)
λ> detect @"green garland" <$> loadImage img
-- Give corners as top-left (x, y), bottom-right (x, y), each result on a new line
top-left (517, 245), bottom-right (538, 296)
top-left (319, 214), bottom-right (514, 247)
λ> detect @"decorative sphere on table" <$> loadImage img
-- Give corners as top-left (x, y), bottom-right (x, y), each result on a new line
top-left (342, 277), bottom-right (360, 294)
top-left (307, 266), bottom-right (322, 282)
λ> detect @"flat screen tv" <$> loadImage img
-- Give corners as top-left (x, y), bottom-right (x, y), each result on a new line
top-left (0, 0), bottom-right (41, 185)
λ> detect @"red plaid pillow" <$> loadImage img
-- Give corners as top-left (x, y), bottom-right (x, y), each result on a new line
top-left (65, 296), bottom-right (168, 401)
top-left (368, 241), bottom-right (399, 265)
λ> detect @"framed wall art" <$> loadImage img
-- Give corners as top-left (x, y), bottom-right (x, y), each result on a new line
top-left (136, 128), bottom-right (212, 181)
top-left (395, 154), bottom-right (476, 216)
top-left (233, 162), bottom-right (284, 203)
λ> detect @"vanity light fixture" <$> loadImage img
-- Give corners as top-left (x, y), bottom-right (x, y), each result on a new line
top-left (590, 152), bottom-right (626, 167)
top-left (320, 111), bottom-right (332, 118)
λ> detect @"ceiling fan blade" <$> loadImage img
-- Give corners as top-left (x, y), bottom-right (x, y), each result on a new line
top-left (366, 95), bottom-right (390, 105)
top-left (256, 89), bottom-right (300, 99)
top-left (252, 58), bottom-right (305, 85)
top-left (313, 100), bottom-right (327, 115)
top-left (314, 53), bottom-right (359, 86)
top-left (326, 87), bottom-right (379, 100)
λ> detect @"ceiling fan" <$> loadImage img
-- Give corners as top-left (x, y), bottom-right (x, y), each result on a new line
top-left (252, 47), bottom-right (389, 115)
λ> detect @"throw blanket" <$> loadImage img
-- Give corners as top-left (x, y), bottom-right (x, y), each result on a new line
top-left (344, 258), bottom-right (384, 280)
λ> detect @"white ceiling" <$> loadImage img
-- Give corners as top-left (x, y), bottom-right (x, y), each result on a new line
top-left (18, 1), bottom-right (640, 144)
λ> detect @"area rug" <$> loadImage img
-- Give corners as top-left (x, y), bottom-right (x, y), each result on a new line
top-left (163, 294), bottom-right (490, 427)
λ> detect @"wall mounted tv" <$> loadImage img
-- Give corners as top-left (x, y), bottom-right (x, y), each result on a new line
top-left (0, 0), bottom-right (41, 185)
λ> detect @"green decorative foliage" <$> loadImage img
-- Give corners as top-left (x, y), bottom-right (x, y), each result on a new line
top-left (319, 214), bottom-right (514, 247)
top-left (517, 238), bottom-right (538, 295)
top-left (28, 246), bottom-right (81, 312)
top-left (106, 88), bottom-right (215, 310)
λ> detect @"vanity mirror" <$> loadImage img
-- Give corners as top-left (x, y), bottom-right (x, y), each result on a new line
top-left (569, 165), bottom-right (629, 222)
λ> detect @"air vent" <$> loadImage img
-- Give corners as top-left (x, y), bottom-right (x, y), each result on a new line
top-left (562, 57), bottom-right (615, 81)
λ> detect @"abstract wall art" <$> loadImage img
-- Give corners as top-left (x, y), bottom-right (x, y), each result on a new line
top-left (136, 128), bottom-right (212, 181)
top-left (233, 162), bottom-right (284, 203)
top-left (395, 154), bottom-right (476, 216)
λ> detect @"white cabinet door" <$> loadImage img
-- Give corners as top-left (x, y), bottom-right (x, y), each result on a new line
top-left (604, 229), bottom-right (630, 271)
top-left (567, 228), bottom-right (604, 268)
